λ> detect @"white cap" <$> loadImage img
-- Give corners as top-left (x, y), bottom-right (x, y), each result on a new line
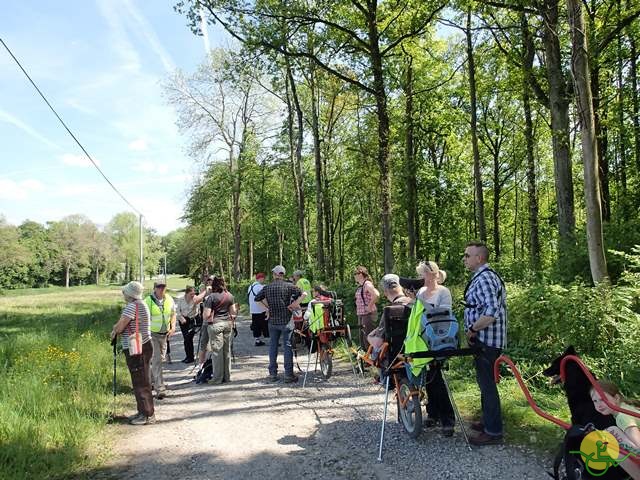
top-left (381, 274), bottom-right (400, 289)
top-left (272, 265), bottom-right (286, 275)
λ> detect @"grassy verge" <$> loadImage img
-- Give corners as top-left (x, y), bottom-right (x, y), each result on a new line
top-left (0, 287), bottom-right (131, 480)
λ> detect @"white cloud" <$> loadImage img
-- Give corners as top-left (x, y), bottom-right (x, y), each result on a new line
top-left (121, 0), bottom-right (176, 73)
top-left (0, 178), bottom-right (44, 200)
top-left (128, 138), bottom-right (148, 151)
top-left (0, 109), bottom-right (61, 150)
top-left (60, 153), bottom-right (101, 168)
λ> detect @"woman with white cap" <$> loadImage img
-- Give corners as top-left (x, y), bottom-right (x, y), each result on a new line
top-left (110, 281), bottom-right (155, 425)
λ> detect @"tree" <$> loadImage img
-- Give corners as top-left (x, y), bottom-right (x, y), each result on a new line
top-left (48, 215), bottom-right (95, 288)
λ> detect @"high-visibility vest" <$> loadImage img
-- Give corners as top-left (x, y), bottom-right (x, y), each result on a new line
top-left (308, 301), bottom-right (325, 334)
top-left (297, 278), bottom-right (312, 301)
top-left (145, 294), bottom-right (175, 333)
top-left (404, 300), bottom-right (430, 377)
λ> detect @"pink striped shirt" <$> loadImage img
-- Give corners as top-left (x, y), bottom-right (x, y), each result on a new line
top-left (355, 281), bottom-right (376, 315)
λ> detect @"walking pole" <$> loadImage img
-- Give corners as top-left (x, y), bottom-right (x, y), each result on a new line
top-left (303, 338), bottom-right (315, 388)
top-left (111, 336), bottom-right (117, 419)
top-left (442, 368), bottom-right (472, 451)
top-left (190, 323), bottom-right (204, 374)
top-left (377, 374), bottom-right (391, 462)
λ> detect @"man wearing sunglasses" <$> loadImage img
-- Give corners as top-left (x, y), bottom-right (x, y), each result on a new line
top-left (462, 241), bottom-right (507, 445)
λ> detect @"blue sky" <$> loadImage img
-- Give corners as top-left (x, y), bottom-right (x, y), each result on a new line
top-left (0, 1), bottom-right (228, 234)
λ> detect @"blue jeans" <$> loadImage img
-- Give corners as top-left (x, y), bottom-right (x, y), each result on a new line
top-left (473, 341), bottom-right (503, 436)
top-left (268, 323), bottom-right (293, 376)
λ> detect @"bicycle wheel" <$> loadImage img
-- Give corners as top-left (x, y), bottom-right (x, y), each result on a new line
top-left (396, 376), bottom-right (422, 438)
top-left (319, 344), bottom-right (333, 379)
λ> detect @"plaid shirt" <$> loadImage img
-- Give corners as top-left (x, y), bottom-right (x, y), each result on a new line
top-left (463, 264), bottom-right (507, 349)
top-left (254, 279), bottom-right (303, 325)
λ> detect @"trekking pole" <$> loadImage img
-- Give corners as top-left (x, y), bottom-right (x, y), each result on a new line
top-left (442, 368), bottom-right (472, 451)
top-left (190, 323), bottom-right (204, 374)
top-left (377, 374), bottom-right (391, 462)
top-left (111, 336), bottom-right (117, 419)
top-left (303, 338), bottom-right (315, 388)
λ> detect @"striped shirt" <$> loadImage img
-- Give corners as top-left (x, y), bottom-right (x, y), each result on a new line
top-left (120, 299), bottom-right (151, 350)
top-left (355, 281), bottom-right (376, 316)
top-left (463, 264), bottom-right (507, 349)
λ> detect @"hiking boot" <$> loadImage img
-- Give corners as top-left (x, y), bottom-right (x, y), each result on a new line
top-left (267, 374), bottom-right (279, 382)
top-left (130, 414), bottom-right (156, 426)
top-left (284, 374), bottom-right (298, 383)
top-left (255, 340), bottom-right (265, 346)
top-left (469, 431), bottom-right (503, 446)
top-left (166, 353), bottom-right (172, 364)
top-left (441, 425), bottom-right (454, 437)
top-left (182, 358), bottom-right (194, 364)
top-left (470, 421), bottom-right (484, 432)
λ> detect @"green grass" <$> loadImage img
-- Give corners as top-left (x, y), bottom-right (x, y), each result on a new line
top-left (0, 287), bottom-right (132, 480)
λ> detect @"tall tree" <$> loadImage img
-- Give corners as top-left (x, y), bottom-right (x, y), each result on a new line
top-left (567, 0), bottom-right (609, 283)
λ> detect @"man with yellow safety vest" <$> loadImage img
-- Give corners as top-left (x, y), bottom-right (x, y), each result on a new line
top-left (145, 281), bottom-right (176, 399)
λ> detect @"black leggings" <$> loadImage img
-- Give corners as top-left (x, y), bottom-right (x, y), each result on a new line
top-left (179, 317), bottom-right (196, 361)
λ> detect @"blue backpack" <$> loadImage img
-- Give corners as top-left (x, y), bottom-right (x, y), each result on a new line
top-left (420, 304), bottom-right (459, 355)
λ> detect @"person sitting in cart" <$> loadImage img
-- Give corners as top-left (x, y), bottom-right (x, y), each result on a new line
top-left (367, 274), bottom-right (411, 358)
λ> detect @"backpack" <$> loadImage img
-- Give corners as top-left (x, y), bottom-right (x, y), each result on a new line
top-left (420, 304), bottom-right (459, 355)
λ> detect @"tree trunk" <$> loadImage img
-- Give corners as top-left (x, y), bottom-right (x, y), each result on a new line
top-left (628, 35), bottom-right (640, 171)
top-left (591, 64), bottom-right (611, 221)
top-left (542, 0), bottom-right (576, 247)
top-left (522, 12), bottom-right (541, 271)
top-left (567, 0), bottom-right (609, 283)
top-left (65, 262), bottom-right (70, 288)
top-left (617, 10), bottom-right (627, 193)
top-left (404, 54), bottom-right (417, 264)
top-left (492, 151), bottom-right (501, 261)
top-left (231, 138), bottom-right (242, 283)
top-left (466, 9), bottom-right (487, 243)
top-left (367, 4), bottom-right (394, 272)
top-left (95, 266), bottom-right (99, 285)
top-left (285, 60), bottom-right (310, 265)
top-left (249, 238), bottom-right (254, 278)
top-left (309, 64), bottom-right (326, 276)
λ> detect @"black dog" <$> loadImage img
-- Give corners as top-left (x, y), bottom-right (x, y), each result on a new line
top-left (543, 345), bottom-right (616, 430)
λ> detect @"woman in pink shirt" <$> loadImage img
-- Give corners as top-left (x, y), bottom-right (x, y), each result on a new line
top-left (353, 265), bottom-right (379, 350)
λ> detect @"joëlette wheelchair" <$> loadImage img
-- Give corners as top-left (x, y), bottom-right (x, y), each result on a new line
top-left (290, 291), bottom-right (357, 386)
top-left (355, 303), bottom-right (477, 461)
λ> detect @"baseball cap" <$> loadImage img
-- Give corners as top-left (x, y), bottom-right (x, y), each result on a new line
top-left (271, 265), bottom-right (286, 275)
top-left (381, 273), bottom-right (400, 290)
top-left (255, 272), bottom-right (266, 280)
top-left (154, 281), bottom-right (167, 288)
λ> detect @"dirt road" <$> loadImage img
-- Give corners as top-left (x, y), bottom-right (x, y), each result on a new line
top-left (98, 317), bottom-right (552, 479)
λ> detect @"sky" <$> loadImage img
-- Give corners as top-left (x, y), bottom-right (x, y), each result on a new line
top-left (0, 1), bottom-right (228, 234)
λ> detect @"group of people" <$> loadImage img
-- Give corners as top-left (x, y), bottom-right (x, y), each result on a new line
top-left (109, 241), bottom-right (638, 470)
top-left (110, 275), bottom-right (238, 425)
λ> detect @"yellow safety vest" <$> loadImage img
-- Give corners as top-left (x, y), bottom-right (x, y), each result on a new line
top-left (297, 278), bottom-right (312, 301)
top-left (404, 300), bottom-right (430, 376)
top-left (308, 302), bottom-right (325, 334)
top-left (145, 294), bottom-right (175, 333)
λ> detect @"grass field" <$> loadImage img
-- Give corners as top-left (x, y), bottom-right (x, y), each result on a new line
top-left (0, 276), bottom-right (189, 480)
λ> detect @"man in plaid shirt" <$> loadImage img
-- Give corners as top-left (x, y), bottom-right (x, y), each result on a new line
top-left (463, 241), bottom-right (507, 445)
top-left (255, 265), bottom-right (306, 383)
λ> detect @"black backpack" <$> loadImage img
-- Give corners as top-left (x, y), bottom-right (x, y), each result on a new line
top-left (552, 424), bottom-right (627, 480)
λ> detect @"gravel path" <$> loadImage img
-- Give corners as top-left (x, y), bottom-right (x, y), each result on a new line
top-left (99, 316), bottom-right (553, 479)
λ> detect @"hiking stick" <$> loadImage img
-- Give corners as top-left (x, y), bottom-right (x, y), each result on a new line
top-left (190, 323), bottom-right (204, 374)
top-left (442, 368), bottom-right (472, 451)
top-left (111, 336), bottom-right (117, 419)
top-left (303, 338), bottom-right (315, 388)
top-left (377, 374), bottom-right (391, 462)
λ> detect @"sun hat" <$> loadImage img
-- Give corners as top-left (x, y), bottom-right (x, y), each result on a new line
top-left (122, 281), bottom-right (144, 300)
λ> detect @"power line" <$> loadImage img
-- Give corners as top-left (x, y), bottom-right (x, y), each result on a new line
top-left (0, 37), bottom-right (142, 217)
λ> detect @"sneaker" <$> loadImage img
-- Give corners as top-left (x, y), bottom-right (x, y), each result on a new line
top-left (267, 375), bottom-right (278, 382)
top-left (284, 374), bottom-right (298, 383)
top-left (127, 412), bottom-right (144, 422)
top-left (255, 340), bottom-right (265, 346)
top-left (182, 358), bottom-right (194, 364)
top-left (469, 431), bottom-right (503, 446)
top-left (130, 414), bottom-right (156, 425)
top-left (156, 391), bottom-right (167, 400)
top-left (470, 421), bottom-right (484, 432)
